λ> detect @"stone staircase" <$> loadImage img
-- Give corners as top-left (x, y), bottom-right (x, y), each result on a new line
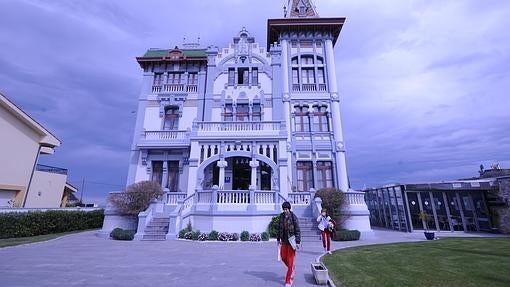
top-left (298, 217), bottom-right (321, 242)
top-left (141, 217), bottom-right (169, 241)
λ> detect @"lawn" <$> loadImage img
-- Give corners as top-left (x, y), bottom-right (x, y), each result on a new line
top-left (323, 238), bottom-right (510, 287)
top-left (0, 230), bottom-right (90, 248)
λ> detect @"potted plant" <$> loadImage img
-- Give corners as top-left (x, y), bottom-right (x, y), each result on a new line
top-left (418, 211), bottom-right (435, 240)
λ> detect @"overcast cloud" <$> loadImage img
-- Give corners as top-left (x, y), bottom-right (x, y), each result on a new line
top-left (1, 0), bottom-right (509, 204)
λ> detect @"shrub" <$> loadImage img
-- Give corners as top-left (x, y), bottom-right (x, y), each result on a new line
top-left (315, 187), bottom-right (348, 227)
top-left (208, 230), bottom-right (219, 241)
top-left (198, 232), bottom-right (209, 241)
top-left (110, 228), bottom-right (135, 240)
top-left (268, 215), bottom-right (279, 238)
top-left (184, 231), bottom-right (193, 240)
top-left (231, 233), bottom-right (240, 241)
top-left (0, 209), bottom-right (104, 239)
top-left (250, 233), bottom-right (261, 241)
top-left (261, 232), bottom-right (270, 241)
top-left (332, 229), bottom-right (360, 241)
top-left (108, 181), bottom-right (163, 215)
top-left (240, 231), bottom-right (250, 241)
top-left (218, 232), bottom-right (231, 241)
top-left (191, 230), bottom-right (201, 240)
top-left (178, 229), bottom-right (187, 239)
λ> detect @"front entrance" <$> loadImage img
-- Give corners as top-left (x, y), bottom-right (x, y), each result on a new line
top-left (232, 157), bottom-right (250, 190)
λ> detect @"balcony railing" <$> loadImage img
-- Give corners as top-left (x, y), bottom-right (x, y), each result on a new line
top-left (292, 84), bottom-right (328, 92)
top-left (193, 121), bottom-right (285, 139)
top-left (151, 84), bottom-right (198, 94)
top-left (138, 130), bottom-right (190, 147)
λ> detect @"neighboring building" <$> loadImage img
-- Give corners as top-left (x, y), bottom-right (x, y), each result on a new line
top-left (121, 0), bottom-right (370, 239)
top-left (364, 169), bottom-right (510, 234)
top-left (0, 93), bottom-right (75, 208)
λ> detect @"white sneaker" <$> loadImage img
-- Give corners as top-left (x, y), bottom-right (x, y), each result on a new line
top-left (328, 251), bottom-right (332, 254)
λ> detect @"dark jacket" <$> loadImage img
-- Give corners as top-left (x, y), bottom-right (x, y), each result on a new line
top-left (277, 211), bottom-right (301, 245)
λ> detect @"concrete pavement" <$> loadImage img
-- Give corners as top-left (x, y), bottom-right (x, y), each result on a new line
top-left (1, 229), bottom-right (507, 287)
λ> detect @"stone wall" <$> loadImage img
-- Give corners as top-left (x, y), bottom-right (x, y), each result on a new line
top-left (495, 178), bottom-right (510, 234)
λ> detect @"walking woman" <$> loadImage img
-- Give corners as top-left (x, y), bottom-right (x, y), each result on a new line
top-left (277, 201), bottom-right (301, 287)
top-left (317, 208), bottom-right (334, 254)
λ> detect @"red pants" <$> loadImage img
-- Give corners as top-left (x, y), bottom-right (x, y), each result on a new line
top-left (321, 230), bottom-right (331, 251)
top-left (280, 243), bottom-right (295, 285)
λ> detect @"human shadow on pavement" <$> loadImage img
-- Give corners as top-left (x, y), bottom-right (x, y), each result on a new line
top-left (244, 271), bottom-right (282, 284)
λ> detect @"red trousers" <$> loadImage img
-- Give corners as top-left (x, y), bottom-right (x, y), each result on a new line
top-left (280, 243), bottom-right (296, 285)
top-left (321, 230), bottom-right (331, 251)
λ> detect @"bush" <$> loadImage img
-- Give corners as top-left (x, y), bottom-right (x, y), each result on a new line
top-left (315, 188), bottom-right (348, 226)
top-left (184, 231), bottom-right (193, 240)
top-left (261, 232), bottom-right (270, 241)
top-left (178, 229), bottom-right (187, 239)
top-left (108, 181), bottom-right (163, 215)
top-left (250, 233), bottom-right (261, 241)
top-left (218, 232), bottom-right (231, 241)
top-left (0, 209), bottom-right (104, 239)
top-left (110, 228), bottom-right (135, 240)
top-left (240, 231), bottom-right (250, 241)
top-left (198, 232), bottom-right (209, 241)
top-left (231, 233), bottom-right (240, 241)
top-left (208, 230), bottom-right (219, 241)
top-left (333, 229), bottom-right (360, 241)
top-left (268, 215), bottom-right (279, 238)
top-left (191, 230), bottom-right (201, 240)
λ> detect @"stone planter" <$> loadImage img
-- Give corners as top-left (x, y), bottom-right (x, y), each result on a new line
top-left (311, 262), bottom-right (329, 285)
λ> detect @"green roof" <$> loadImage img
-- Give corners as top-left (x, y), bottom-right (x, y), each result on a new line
top-left (140, 48), bottom-right (207, 58)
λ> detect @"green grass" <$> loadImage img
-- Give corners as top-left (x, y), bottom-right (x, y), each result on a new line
top-left (0, 230), bottom-right (91, 248)
top-left (323, 238), bottom-right (510, 287)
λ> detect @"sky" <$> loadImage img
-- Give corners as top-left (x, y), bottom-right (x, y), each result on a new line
top-left (1, 0), bottom-right (509, 205)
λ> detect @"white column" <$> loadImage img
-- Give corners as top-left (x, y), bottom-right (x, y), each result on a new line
top-left (325, 39), bottom-right (349, 192)
top-left (217, 159), bottom-right (228, 189)
top-left (249, 159), bottom-right (259, 189)
top-left (281, 39), bottom-right (293, 193)
top-left (186, 141), bottom-right (200, 196)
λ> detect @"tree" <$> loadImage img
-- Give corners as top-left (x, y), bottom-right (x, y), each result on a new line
top-left (314, 187), bottom-right (348, 227)
top-left (108, 181), bottom-right (163, 215)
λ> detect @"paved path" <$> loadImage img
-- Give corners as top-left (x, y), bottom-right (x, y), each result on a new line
top-left (1, 229), bottom-right (507, 287)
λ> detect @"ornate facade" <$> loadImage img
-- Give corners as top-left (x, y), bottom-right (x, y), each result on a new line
top-left (122, 0), bottom-right (370, 239)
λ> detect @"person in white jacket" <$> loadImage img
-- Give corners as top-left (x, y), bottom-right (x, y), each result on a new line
top-left (316, 208), bottom-right (334, 254)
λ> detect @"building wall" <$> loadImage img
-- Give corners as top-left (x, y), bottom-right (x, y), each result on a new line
top-left (25, 170), bottom-right (67, 208)
top-left (0, 104), bottom-right (41, 206)
top-left (496, 178), bottom-right (510, 233)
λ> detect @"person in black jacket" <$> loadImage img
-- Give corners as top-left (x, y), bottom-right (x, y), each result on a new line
top-left (277, 201), bottom-right (301, 287)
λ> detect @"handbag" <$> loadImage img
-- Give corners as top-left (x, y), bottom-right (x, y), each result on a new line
top-left (288, 235), bottom-right (297, 250)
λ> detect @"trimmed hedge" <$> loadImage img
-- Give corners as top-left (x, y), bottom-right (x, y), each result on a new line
top-left (333, 229), bottom-right (361, 241)
top-left (268, 215), bottom-right (279, 238)
top-left (0, 209), bottom-right (104, 239)
top-left (110, 228), bottom-right (135, 240)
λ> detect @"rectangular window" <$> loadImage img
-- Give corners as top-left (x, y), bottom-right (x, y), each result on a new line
top-left (223, 103), bottom-right (233, 122)
top-left (228, 68), bottom-right (235, 85)
top-left (292, 68), bottom-right (299, 84)
top-left (238, 68), bottom-right (249, 85)
top-left (167, 161), bottom-right (179, 191)
top-left (297, 161), bottom-right (313, 192)
top-left (301, 68), bottom-right (315, 84)
top-left (168, 72), bottom-right (181, 84)
top-left (188, 73), bottom-right (198, 85)
top-left (251, 68), bottom-right (258, 85)
top-left (236, 103), bottom-right (249, 121)
top-left (294, 106), bottom-right (310, 132)
top-left (163, 107), bottom-right (179, 130)
top-left (252, 103), bottom-right (261, 121)
top-left (317, 161), bottom-right (334, 189)
top-left (153, 73), bottom-right (163, 86)
top-left (317, 68), bottom-right (325, 84)
top-left (313, 106), bottom-right (329, 132)
top-left (151, 161), bottom-right (163, 185)
top-left (302, 56), bottom-right (314, 64)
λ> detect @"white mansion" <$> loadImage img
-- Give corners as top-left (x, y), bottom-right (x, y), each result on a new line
top-left (105, 0), bottom-right (370, 239)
